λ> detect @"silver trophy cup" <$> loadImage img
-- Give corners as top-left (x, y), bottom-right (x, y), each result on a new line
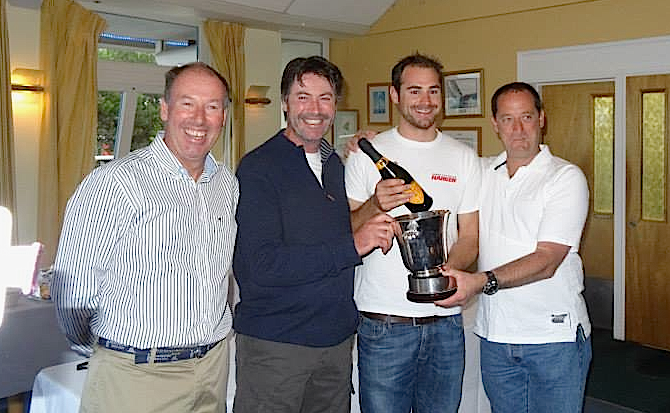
top-left (394, 210), bottom-right (456, 302)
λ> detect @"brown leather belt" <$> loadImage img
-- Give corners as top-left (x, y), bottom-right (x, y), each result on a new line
top-left (361, 311), bottom-right (449, 326)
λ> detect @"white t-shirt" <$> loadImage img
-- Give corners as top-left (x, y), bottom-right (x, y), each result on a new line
top-left (305, 151), bottom-right (322, 186)
top-left (475, 145), bottom-right (591, 344)
top-left (345, 128), bottom-right (481, 317)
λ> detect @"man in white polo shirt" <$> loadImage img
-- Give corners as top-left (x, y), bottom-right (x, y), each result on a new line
top-left (438, 82), bottom-right (592, 413)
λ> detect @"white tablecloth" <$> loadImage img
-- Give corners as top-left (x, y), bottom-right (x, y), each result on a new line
top-left (30, 306), bottom-right (490, 413)
top-left (0, 294), bottom-right (80, 399)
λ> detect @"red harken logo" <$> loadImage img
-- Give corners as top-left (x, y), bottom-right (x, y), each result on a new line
top-left (431, 173), bottom-right (457, 183)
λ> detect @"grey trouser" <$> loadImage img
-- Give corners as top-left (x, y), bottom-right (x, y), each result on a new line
top-left (233, 333), bottom-right (354, 413)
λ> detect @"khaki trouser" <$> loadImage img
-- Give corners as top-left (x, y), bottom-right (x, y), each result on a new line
top-left (79, 334), bottom-right (229, 413)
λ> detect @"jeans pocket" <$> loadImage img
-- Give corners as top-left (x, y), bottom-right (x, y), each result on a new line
top-left (448, 313), bottom-right (463, 329)
top-left (357, 314), bottom-right (388, 340)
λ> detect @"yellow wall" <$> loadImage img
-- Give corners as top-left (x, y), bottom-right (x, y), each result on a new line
top-left (7, 3), bottom-right (41, 245)
top-left (244, 28), bottom-right (281, 154)
top-left (331, 0), bottom-right (670, 156)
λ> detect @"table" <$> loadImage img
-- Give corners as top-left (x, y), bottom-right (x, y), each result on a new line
top-left (30, 305), bottom-right (490, 413)
top-left (0, 294), bottom-right (81, 399)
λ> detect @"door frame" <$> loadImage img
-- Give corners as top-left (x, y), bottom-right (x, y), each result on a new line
top-left (518, 35), bottom-right (670, 340)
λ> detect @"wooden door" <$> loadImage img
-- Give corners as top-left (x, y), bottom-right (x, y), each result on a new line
top-left (625, 75), bottom-right (670, 350)
top-left (542, 82), bottom-right (615, 281)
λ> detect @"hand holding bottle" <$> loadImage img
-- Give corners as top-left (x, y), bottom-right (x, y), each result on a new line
top-left (372, 179), bottom-right (413, 212)
top-left (358, 138), bottom-right (433, 213)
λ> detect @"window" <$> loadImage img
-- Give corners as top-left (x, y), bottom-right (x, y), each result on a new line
top-left (95, 14), bottom-right (197, 164)
top-left (641, 91), bottom-right (666, 222)
top-left (593, 95), bottom-right (614, 215)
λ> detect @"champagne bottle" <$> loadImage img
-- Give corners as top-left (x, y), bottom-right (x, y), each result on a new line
top-left (358, 138), bottom-right (433, 213)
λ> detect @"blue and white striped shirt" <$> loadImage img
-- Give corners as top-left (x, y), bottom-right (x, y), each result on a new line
top-left (53, 134), bottom-right (238, 356)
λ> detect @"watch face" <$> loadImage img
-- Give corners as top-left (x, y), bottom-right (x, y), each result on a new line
top-left (484, 271), bottom-right (498, 295)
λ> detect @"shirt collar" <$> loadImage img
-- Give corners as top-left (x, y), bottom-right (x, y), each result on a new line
top-left (150, 131), bottom-right (219, 181)
top-left (491, 144), bottom-right (552, 174)
top-left (280, 129), bottom-right (336, 165)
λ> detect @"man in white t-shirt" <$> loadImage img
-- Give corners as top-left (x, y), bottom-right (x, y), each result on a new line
top-left (437, 82), bottom-right (592, 413)
top-left (345, 53), bottom-right (481, 413)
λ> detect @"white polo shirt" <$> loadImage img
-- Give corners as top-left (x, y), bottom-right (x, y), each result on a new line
top-left (345, 128), bottom-right (481, 317)
top-left (475, 145), bottom-right (591, 344)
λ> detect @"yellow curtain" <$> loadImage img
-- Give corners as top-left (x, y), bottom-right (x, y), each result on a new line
top-left (203, 20), bottom-right (245, 167)
top-left (0, 0), bottom-right (16, 242)
top-left (37, 0), bottom-right (106, 263)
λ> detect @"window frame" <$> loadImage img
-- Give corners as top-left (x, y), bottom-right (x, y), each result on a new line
top-left (96, 60), bottom-right (166, 161)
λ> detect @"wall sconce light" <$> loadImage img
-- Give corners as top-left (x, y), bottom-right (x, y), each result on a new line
top-left (244, 85), bottom-right (271, 105)
top-left (11, 68), bottom-right (44, 92)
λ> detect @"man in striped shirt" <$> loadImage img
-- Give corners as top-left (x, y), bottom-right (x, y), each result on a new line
top-left (52, 62), bottom-right (238, 413)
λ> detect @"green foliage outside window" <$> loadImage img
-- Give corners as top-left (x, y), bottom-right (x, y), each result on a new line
top-left (131, 94), bottom-right (163, 151)
top-left (97, 91), bottom-right (120, 157)
top-left (98, 48), bottom-right (156, 63)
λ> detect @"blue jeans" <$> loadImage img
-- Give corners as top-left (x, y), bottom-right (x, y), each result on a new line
top-left (357, 314), bottom-right (465, 413)
top-left (480, 325), bottom-right (592, 413)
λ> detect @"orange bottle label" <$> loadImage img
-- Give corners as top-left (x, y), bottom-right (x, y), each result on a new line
top-left (408, 181), bottom-right (424, 204)
top-left (375, 158), bottom-right (388, 170)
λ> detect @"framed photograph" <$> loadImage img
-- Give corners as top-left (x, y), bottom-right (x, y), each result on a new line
top-left (332, 109), bottom-right (358, 157)
top-left (442, 126), bottom-right (482, 156)
top-left (443, 69), bottom-right (484, 118)
top-left (367, 83), bottom-right (392, 125)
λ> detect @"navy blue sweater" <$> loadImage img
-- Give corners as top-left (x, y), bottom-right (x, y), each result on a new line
top-left (233, 131), bottom-right (361, 347)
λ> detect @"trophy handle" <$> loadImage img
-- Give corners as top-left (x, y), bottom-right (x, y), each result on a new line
top-left (442, 210), bottom-right (450, 262)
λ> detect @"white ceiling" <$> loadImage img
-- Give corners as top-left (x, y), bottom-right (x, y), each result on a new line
top-left (8, 0), bottom-right (397, 38)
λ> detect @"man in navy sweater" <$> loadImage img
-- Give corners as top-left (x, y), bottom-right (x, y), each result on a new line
top-left (233, 56), bottom-right (394, 413)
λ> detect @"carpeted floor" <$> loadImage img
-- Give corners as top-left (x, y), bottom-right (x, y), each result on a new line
top-left (586, 328), bottom-right (670, 413)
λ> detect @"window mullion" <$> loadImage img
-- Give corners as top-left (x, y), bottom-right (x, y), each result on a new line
top-left (115, 89), bottom-right (139, 158)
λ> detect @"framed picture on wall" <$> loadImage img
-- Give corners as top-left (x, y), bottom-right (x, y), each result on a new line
top-left (442, 126), bottom-right (482, 155)
top-left (443, 69), bottom-right (484, 118)
top-left (367, 83), bottom-right (392, 124)
top-left (332, 109), bottom-right (359, 157)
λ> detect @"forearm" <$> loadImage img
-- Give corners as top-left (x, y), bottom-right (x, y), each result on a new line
top-left (490, 242), bottom-right (570, 289)
top-left (445, 211), bottom-right (479, 271)
top-left (445, 234), bottom-right (478, 271)
top-left (53, 250), bottom-right (98, 352)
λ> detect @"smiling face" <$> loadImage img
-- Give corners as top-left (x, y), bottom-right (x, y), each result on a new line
top-left (491, 89), bottom-right (545, 169)
top-left (282, 73), bottom-right (337, 153)
top-left (161, 67), bottom-right (227, 179)
top-left (391, 65), bottom-right (442, 141)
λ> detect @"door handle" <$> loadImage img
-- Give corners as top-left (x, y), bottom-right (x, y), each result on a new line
top-left (628, 221), bottom-right (637, 227)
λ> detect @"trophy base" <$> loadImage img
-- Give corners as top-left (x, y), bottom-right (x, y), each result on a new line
top-left (406, 289), bottom-right (457, 303)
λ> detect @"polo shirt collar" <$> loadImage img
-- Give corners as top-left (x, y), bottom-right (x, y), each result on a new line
top-left (491, 144), bottom-right (553, 175)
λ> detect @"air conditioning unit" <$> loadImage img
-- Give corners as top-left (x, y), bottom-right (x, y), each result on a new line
top-left (155, 45), bottom-right (198, 67)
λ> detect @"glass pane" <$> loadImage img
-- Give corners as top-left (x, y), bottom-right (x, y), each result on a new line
top-left (641, 91), bottom-right (666, 222)
top-left (593, 96), bottom-right (614, 215)
top-left (98, 47), bottom-right (156, 63)
top-left (96, 91), bottom-right (121, 166)
top-left (130, 93), bottom-right (163, 151)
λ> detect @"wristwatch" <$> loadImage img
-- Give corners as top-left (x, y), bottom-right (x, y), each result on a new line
top-left (482, 270), bottom-right (499, 295)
